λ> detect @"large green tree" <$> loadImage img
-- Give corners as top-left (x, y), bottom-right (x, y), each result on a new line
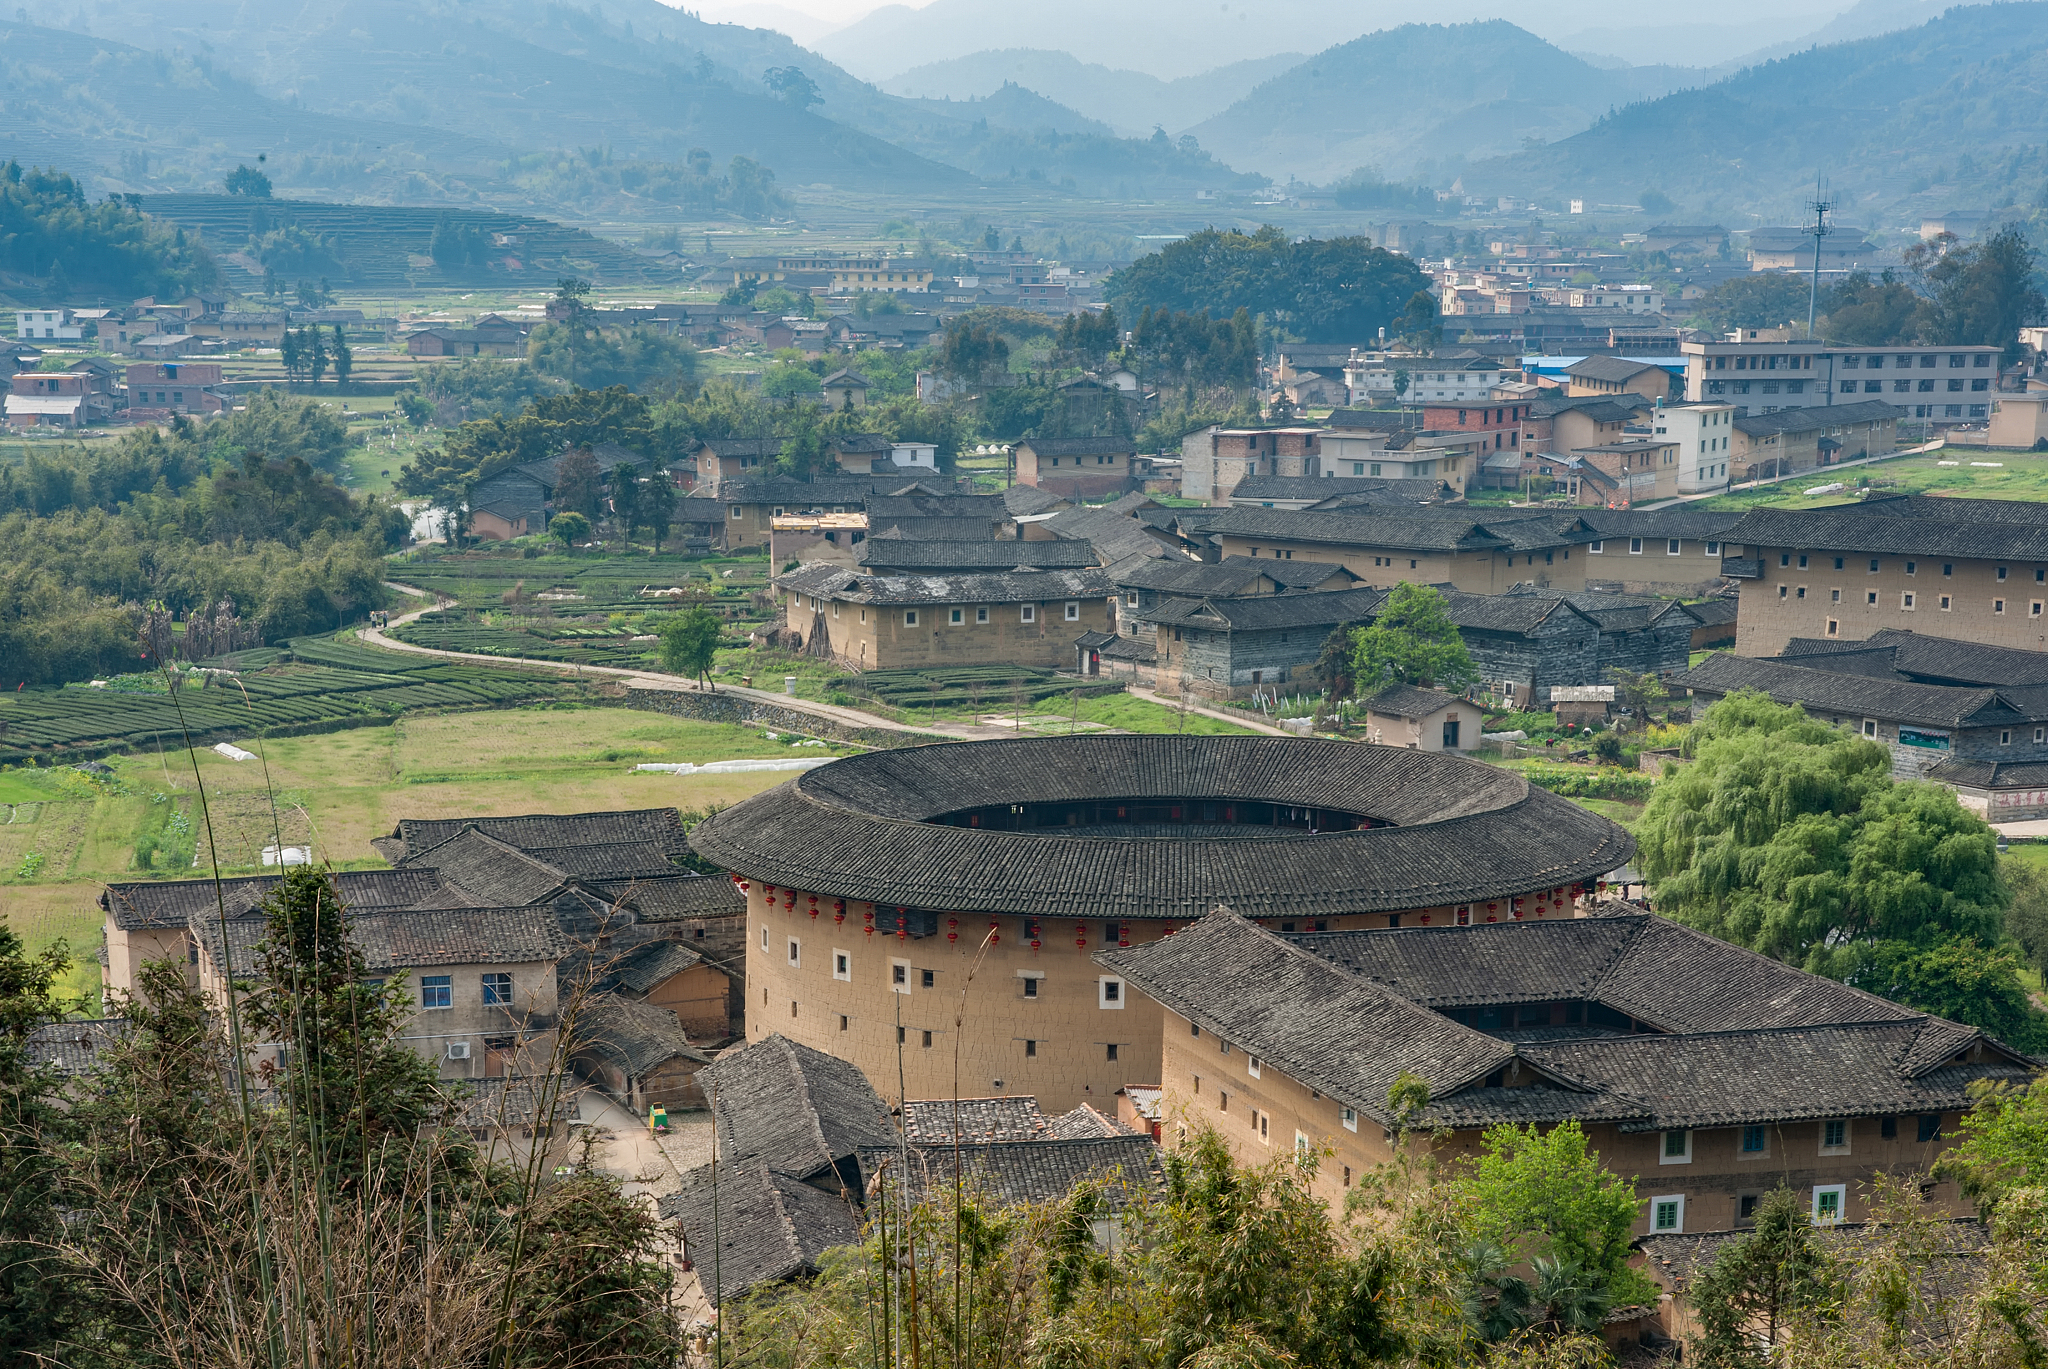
top-left (657, 605), bottom-right (723, 687)
top-left (1906, 226), bottom-right (2045, 361)
top-left (1637, 692), bottom-right (2006, 974)
top-left (0, 925), bottom-right (75, 1364)
top-left (1685, 1189), bottom-right (1836, 1368)
top-left (398, 386), bottom-right (656, 506)
top-left (1347, 583), bottom-right (1478, 694)
top-left (1104, 226), bottom-right (1430, 343)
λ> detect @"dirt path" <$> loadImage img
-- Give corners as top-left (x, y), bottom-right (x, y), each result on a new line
top-left (361, 588), bottom-right (1015, 741)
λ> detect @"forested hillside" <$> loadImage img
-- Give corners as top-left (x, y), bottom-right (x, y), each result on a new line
top-left (1476, 2), bottom-right (2048, 218)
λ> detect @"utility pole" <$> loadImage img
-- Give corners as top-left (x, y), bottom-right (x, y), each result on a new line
top-left (1806, 172), bottom-right (1833, 340)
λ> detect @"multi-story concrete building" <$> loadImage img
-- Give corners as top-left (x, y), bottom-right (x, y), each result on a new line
top-left (1647, 401), bottom-right (1738, 494)
top-left (1178, 427), bottom-right (1323, 503)
top-left (1721, 493), bottom-right (2048, 656)
top-left (1681, 340), bottom-right (2002, 420)
top-left (1014, 436), bottom-right (1139, 500)
top-left (13, 308), bottom-right (82, 341)
top-left (125, 361), bottom-right (230, 421)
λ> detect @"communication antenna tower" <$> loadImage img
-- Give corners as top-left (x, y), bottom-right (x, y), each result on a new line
top-left (1807, 173), bottom-right (1833, 339)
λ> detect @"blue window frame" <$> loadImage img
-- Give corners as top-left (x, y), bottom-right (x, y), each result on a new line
top-left (420, 975), bottom-right (452, 1010)
top-left (481, 973), bottom-right (512, 1006)
top-left (1741, 1125), bottom-right (1767, 1153)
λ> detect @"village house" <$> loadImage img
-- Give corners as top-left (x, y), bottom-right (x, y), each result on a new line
top-left (859, 538), bottom-right (1100, 576)
top-left (1113, 555), bottom-right (1359, 635)
top-left (1362, 683), bottom-right (1472, 750)
top-left (771, 511), bottom-right (868, 568)
top-left (5, 369), bottom-right (100, 428)
top-left (1646, 401), bottom-right (1739, 494)
top-left (1720, 493), bottom-right (2048, 655)
top-left (1146, 586), bottom-right (1387, 698)
top-left (1225, 474), bottom-right (1455, 510)
top-left (1571, 438), bottom-right (1681, 507)
top-left (571, 996), bottom-right (710, 1111)
top-left (1564, 357), bottom-right (1677, 401)
top-left (1579, 508), bottom-right (1749, 596)
top-left (1441, 589), bottom-right (1697, 707)
top-left (1199, 503), bottom-right (1598, 593)
top-left (716, 474), bottom-right (920, 551)
top-left (693, 437), bottom-right (783, 494)
top-left (124, 361), bottom-right (230, 422)
top-left (198, 312), bottom-right (290, 346)
top-left (1014, 436), bottom-right (1140, 499)
top-left (1179, 426), bottom-right (1324, 503)
top-left (820, 368), bottom-right (870, 409)
top-left (1100, 908), bottom-right (2031, 1230)
top-left (1729, 400), bottom-right (1903, 479)
top-left (1523, 392), bottom-right (1656, 454)
top-left (773, 563), bottom-right (1116, 670)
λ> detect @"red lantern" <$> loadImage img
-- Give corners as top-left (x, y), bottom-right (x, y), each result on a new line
top-left (834, 900), bottom-right (846, 924)
top-left (987, 919), bottom-right (1000, 945)
top-left (896, 911), bottom-right (908, 940)
top-left (762, 885), bottom-right (777, 899)
top-left (1162, 923), bottom-right (1176, 936)
top-left (1420, 914), bottom-right (1432, 924)
top-left (947, 917), bottom-right (959, 943)
top-left (1487, 902), bottom-right (1498, 913)
top-left (1075, 922), bottom-right (1087, 950)
top-left (1117, 922), bottom-right (1129, 948)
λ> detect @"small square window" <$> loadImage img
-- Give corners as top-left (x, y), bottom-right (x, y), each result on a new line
top-left (1866, 591), bottom-right (1877, 605)
top-left (2003, 730), bottom-right (2014, 745)
top-left (1022, 975), bottom-right (1039, 998)
top-left (1882, 1116), bottom-right (1898, 1139)
top-left (839, 1014), bottom-right (849, 1031)
top-left (1799, 555), bottom-right (1809, 569)
top-left (2001, 567), bottom-right (2011, 581)
top-left (949, 607), bottom-right (964, 625)
top-left (1919, 1114), bottom-right (1942, 1143)
top-left (892, 962), bottom-right (908, 988)
top-left (1813, 1185), bottom-right (1845, 1224)
top-left (921, 968), bottom-right (935, 988)
top-left (1906, 561), bottom-right (1916, 575)
top-left (1741, 1125), bottom-right (1767, 1153)
top-left (1652, 1195), bottom-right (1684, 1232)
top-left (976, 606), bottom-right (989, 623)
top-left (1797, 587), bottom-right (1807, 599)
top-left (1706, 541), bottom-right (1721, 555)
top-left (1862, 719), bottom-right (1877, 738)
top-left (1064, 601), bottom-right (1080, 622)
top-left (1107, 1043), bottom-right (1119, 1063)
top-left (1629, 538), bottom-right (1643, 555)
top-left (1248, 1056), bottom-right (1262, 1078)
top-left (1944, 564), bottom-right (1954, 577)
top-left (1341, 1106), bottom-right (1358, 1132)
top-left (1667, 539), bottom-right (1681, 555)
top-left (1099, 977), bottom-right (1124, 1009)
top-left (1822, 1120), bottom-right (1849, 1153)
top-left (1903, 592), bottom-right (1915, 609)
top-left (787, 938), bottom-right (801, 966)
top-left (1662, 1130), bottom-right (1692, 1163)
top-left (1739, 1193), bottom-right (1761, 1221)
top-left (922, 1030), bottom-right (933, 1048)
top-left (481, 972), bottom-right (512, 1006)
top-left (1997, 600), bottom-right (2007, 615)
top-left (1021, 605), bottom-right (1036, 623)
top-left (420, 975), bottom-right (452, 1010)
top-left (1831, 589), bottom-right (1841, 603)
top-left (1941, 596), bottom-right (1953, 611)
top-left (1779, 586), bottom-right (1789, 599)
top-left (1589, 540), bottom-right (1603, 553)
top-left (904, 610), bottom-right (919, 626)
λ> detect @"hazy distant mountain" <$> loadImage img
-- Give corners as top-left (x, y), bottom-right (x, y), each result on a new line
top-left (692, 1), bottom-right (851, 47)
top-left (1473, 1), bottom-right (2048, 220)
top-left (1185, 21), bottom-right (1696, 184)
top-left (880, 49), bottom-right (1309, 136)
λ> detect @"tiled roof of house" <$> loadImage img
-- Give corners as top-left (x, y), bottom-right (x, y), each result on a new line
top-left (859, 540), bottom-right (1101, 572)
top-left (1112, 554), bottom-right (1354, 598)
top-left (1780, 628), bottom-right (2048, 688)
top-left (1144, 586), bottom-right (1386, 633)
top-left (1105, 909), bottom-right (2030, 1132)
top-left (1681, 597), bottom-right (1740, 628)
top-left (719, 474), bottom-right (893, 505)
top-left (690, 736), bottom-right (1635, 920)
top-left (1732, 399), bottom-right (1904, 437)
top-left (1440, 591), bottom-right (1596, 636)
top-left (902, 1096), bottom-right (1054, 1143)
top-left (1565, 356), bottom-right (1667, 383)
top-left (661, 1161), bottom-right (863, 1303)
top-left (102, 868), bottom-right (468, 931)
top-left (773, 564), bottom-right (1115, 607)
top-left (514, 841), bottom-right (680, 881)
top-left (1003, 485), bottom-right (1069, 517)
top-left (194, 905), bottom-right (568, 976)
top-left (1034, 504), bottom-right (1183, 562)
top-left (26, 1017), bottom-right (126, 1074)
top-left (866, 492), bottom-right (1007, 520)
top-left (1721, 499), bottom-right (2048, 559)
top-left (392, 809), bottom-right (690, 862)
top-left (1363, 683), bottom-right (1462, 719)
top-left (861, 1135), bottom-right (1163, 1209)
top-left (602, 938), bottom-right (706, 995)
top-left (1579, 506), bottom-right (1748, 540)
top-left (1230, 475), bottom-right (1450, 505)
top-left (862, 516), bottom-right (1005, 542)
top-left (396, 828), bottom-right (572, 906)
top-left (1204, 505), bottom-right (1596, 554)
top-left (576, 995), bottom-right (707, 1076)
top-left (696, 437), bottom-right (784, 457)
top-left (1925, 757), bottom-right (2048, 789)
top-left (573, 872), bottom-right (744, 922)
top-left (1528, 393), bottom-right (1654, 422)
top-left (1048, 1103), bottom-right (1129, 1139)
top-left (698, 1034), bottom-right (895, 1183)
top-left (1676, 653), bottom-right (2039, 728)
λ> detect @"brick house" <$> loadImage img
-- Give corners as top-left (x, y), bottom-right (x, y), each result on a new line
top-left (1015, 436), bottom-right (1140, 499)
top-left (125, 361), bottom-right (230, 422)
top-left (1100, 908), bottom-right (2031, 1231)
top-left (1179, 427), bottom-right (1323, 503)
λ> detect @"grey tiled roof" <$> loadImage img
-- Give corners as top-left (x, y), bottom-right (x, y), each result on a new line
top-left (864, 516), bottom-right (1009, 542)
top-left (698, 1034), bottom-right (895, 1183)
top-left (1926, 758), bottom-right (2048, 789)
top-left (690, 736), bottom-right (1635, 920)
top-left (1441, 590), bottom-right (1595, 636)
top-left (1724, 497), bottom-right (2048, 561)
top-left (103, 868), bottom-right (469, 931)
top-left (1048, 1103), bottom-right (1128, 1138)
top-left (1676, 653), bottom-right (2040, 728)
top-left (1566, 356), bottom-right (1667, 383)
top-left (1111, 554), bottom-right (1355, 597)
top-left (1204, 504), bottom-right (1595, 554)
top-left (575, 873), bottom-right (745, 922)
top-left (1782, 628), bottom-right (2048, 688)
top-left (866, 493), bottom-right (1007, 521)
top-left (444, 1074), bottom-right (583, 1129)
top-left (393, 809), bottom-right (690, 862)
top-left (1003, 485), bottom-right (1069, 517)
top-left (397, 828), bottom-right (571, 906)
top-left (516, 841), bottom-right (681, 880)
top-left (859, 540), bottom-right (1101, 572)
top-left (773, 564), bottom-right (1115, 607)
top-left (661, 1161), bottom-right (864, 1303)
top-left (1144, 586), bottom-right (1386, 633)
top-left (26, 1017), bottom-right (126, 1074)
top-left (719, 474), bottom-right (890, 504)
top-left (604, 938), bottom-right (706, 995)
top-left (195, 904), bottom-right (569, 976)
top-left (1231, 475), bottom-right (1450, 505)
top-left (1017, 437), bottom-right (1136, 456)
top-left (903, 1096), bottom-right (1053, 1142)
top-left (1034, 504), bottom-right (1184, 562)
top-left (577, 995), bottom-right (707, 1075)
top-left (861, 1135), bottom-right (1162, 1209)
top-left (1099, 911), bottom-right (1513, 1118)
top-left (1363, 683), bottom-right (1461, 718)
top-left (1731, 399), bottom-right (1904, 437)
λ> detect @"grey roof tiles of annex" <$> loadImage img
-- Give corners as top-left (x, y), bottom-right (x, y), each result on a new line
top-left (688, 736), bottom-right (1635, 920)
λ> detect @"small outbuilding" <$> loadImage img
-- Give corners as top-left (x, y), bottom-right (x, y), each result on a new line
top-left (1549, 684), bottom-right (1617, 728)
top-left (1363, 683), bottom-right (1471, 751)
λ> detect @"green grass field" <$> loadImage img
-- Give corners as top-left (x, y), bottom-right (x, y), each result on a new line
top-left (0, 706), bottom-right (849, 1005)
top-left (1697, 450), bottom-right (2048, 512)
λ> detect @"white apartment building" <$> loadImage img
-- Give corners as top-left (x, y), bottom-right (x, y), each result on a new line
top-left (1539, 285), bottom-right (1664, 313)
top-left (1648, 401), bottom-right (1737, 494)
top-left (1406, 362), bottom-right (1520, 403)
top-left (13, 309), bottom-right (81, 341)
top-left (1680, 340), bottom-right (2003, 420)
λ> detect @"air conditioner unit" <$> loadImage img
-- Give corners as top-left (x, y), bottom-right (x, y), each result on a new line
top-left (446, 1041), bottom-right (471, 1061)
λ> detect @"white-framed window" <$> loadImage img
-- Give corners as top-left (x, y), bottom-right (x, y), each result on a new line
top-left (481, 972), bottom-right (512, 1005)
top-left (1629, 538), bottom-right (1643, 555)
top-left (1903, 592), bottom-right (1915, 610)
top-left (1064, 601), bottom-right (1080, 621)
top-left (1660, 1129), bottom-right (1692, 1164)
top-left (1996, 599), bottom-right (2007, 615)
top-left (1021, 604), bottom-right (1036, 623)
top-left (420, 975), bottom-right (452, 1010)
top-left (1651, 1194), bottom-right (1685, 1233)
top-left (1667, 539), bottom-right (1681, 555)
top-left (760, 925), bottom-right (768, 950)
top-left (1098, 976), bottom-right (1125, 1009)
top-left (905, 610), bottom-right (919, 626)
top-left (1248, 1056), bottom-right (1262, 1079)
top-left (975, 606), bottom-right (989, 623)
top-left (1589, 540), bottom-right (1603, 553)
top-left (1255, 1110), bottom-right (1270, 1144)
top-left (1706, 541), bottom-right (1721, 555)
top-left (1862, 719), bottom-right (1877, 738)
top-left (1813, 1184), bottom-right (1846, 1225)
top-left (833, 949), bottom-right (851, 982)
top-left (949, 607), bottom-right (964, 625)
top-left (1821, 1119), bottom-right (1850, 1154)
top-left (891, 959), bottom-right (911, 994)
top-left (1019, 971), bottom-right (1042, 999)
top-left (1341, 1106), bottom-right (1358, 1132)
top-left (729, 505), bottom-right (741, 519)
top-left (787, 937), bottom-right (801, 967)
top-left (1295, 1130), bottom-right (1311, 1156)
top-left (1125, 592), bottom-right (1138, 606)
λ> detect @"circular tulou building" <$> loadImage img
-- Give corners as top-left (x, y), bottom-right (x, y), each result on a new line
top-left (689, 735), bottom-right (1635, 1112)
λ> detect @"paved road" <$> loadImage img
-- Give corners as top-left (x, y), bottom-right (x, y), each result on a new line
top-left (368, 582), bottom-right (1015, 741)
